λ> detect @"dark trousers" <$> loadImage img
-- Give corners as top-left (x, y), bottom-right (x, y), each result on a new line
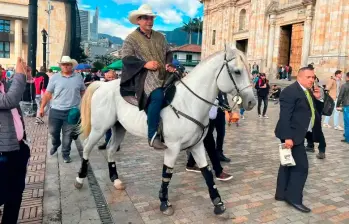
top-left (305, 132), bottom-right (326, 153)
top-left (48, 108), bottom-right (75, 157)
top-left (147, 88), bottom-right (164, 139)
top-left (212, 109), bottom-right (226, 154)
top-left (105, 129), bottom-right (112, 144)
top-left (0, 141), bottom-right (30, 223)
top-left (187, 120), bottom-right (223, 177)
top-left (257, 95), bottom-right (268, 116)
top-left (276, 141), bottom-right (309, 204)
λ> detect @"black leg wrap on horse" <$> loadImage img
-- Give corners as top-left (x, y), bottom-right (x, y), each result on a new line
top-left (159, 165), bottom-right (173, 204)
top-left (200, 166), bottom-right (225, 215)
top-left (78, 159), bottom-right (89, 178)
top-left (108, 162), bottom-right (119, 182)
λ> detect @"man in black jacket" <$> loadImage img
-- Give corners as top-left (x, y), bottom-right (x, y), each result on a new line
top-left (274, 66), bottom-right (323, 213)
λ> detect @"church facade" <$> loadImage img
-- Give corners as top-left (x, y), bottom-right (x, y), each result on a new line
top-left (201, 0), bottom-right (349, 79)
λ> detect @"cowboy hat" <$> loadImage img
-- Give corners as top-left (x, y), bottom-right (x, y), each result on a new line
top-left (58, 56), bottom-right (73, 64)
top-left (128, 4), bottom-right (156, 25)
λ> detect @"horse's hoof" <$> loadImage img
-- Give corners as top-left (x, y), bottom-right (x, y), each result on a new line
top-left (74, 180), bottom-right (83, 189)
top-left (160, 201), bottom-right (174, 216)
top-left (214, 203), bottom-right (226, 215)
top-left (114, 179), bottom-right (126, 190)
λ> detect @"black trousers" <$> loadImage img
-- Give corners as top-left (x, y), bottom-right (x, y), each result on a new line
top-left (305, 132), bottom-right (326, 153)
top-left (275, 141), bottom-right (308, 204)
top-left (0, 141), bottom-right (30, 224)
top-left (187, 119), bottom-right (223, 177)
top-left (257, 95), bottom-right (268, 116)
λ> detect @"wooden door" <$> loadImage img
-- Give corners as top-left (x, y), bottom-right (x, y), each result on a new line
top-left (289, 23), bottom-right (304, 76)
top-left (278, 27), bottom-right (291, 68)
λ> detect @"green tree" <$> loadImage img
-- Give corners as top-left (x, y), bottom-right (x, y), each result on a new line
top-left (76, 46), bottom-right (90, 63)
top-left (94, 54), bottom-right (117, 66)
top-left (182, 18), bottom-right (203, 45)
top-left (93, 61), bottom-right (105, 70)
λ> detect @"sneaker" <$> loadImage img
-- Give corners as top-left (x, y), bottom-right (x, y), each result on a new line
top-left (241, 115), bottom-right (245, 120)
top-left (63, 155), bottom-right (72, 163)
top-left (50, 147), bottom-right (58, 156)
top-left (186, 165), bottom-right (201, 173)
top-left (216, 171), bottom-right (233, 181)
top-left (316, 152), bottom-right (326, 159)
top-left (263, 115), bottom-right (269, 119)
top-left (334, 126), bottom-right (344, 131)
top-left (35, 117), bottom-right (44, 125)
top-left (258, 115), bottom-right (262, 118)
top-left (323, 124), bottom-right (331, 128)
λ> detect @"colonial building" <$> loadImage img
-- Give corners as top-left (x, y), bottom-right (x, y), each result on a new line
top-left (201, 0), bottom-right (349, 79)
top-left (172, 44), bottom-right (201, 72)
top-left (0, 0), bottom-right (79, 69)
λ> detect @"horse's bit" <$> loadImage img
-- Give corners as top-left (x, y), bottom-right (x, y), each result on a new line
top-left (169, 50), bottom-right (250, 150)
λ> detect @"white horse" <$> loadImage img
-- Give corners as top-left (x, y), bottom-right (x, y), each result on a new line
top-left (75, 47), bottom-right (256, 216)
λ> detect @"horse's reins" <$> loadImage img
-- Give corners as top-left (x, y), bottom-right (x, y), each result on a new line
top-left (169, 51), bottom-right (250, 150)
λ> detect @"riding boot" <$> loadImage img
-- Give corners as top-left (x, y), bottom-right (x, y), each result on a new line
top-left (149, 132), bottom-right (167, 150)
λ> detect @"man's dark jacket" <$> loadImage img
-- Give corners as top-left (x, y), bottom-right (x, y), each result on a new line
top-left (275, 81), bottom-right (324, 145)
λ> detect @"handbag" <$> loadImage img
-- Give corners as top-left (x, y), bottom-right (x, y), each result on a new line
top-left (322, 91), bottom-right (335, 116)
top-left (279, 143), bottom-right (296, 166)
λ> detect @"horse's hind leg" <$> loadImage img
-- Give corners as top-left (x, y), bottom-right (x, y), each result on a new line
top-left (74, 128), bottom-right (105, 189)
top-left (191, 143), bottom-right (226, 215)
top-left (107, 122), bottom-right (126, 190)
top-left (158, 144), bottom-right (180, 216)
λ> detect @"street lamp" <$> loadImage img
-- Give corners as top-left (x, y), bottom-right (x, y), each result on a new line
top-left (41, 28), bottom-right (48, 70)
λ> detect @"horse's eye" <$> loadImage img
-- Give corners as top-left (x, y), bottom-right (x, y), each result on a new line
top-left (235, 70), bottom-right (241, 75)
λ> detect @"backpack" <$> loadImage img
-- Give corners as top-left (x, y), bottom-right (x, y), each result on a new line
top-left (322, 91), bottom-right (335, 116)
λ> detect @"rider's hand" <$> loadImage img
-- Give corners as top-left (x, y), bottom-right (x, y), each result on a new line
top-left (39, 108), bottom-right (45, 117)
top-left (144, 61), bottom-right (159, 71)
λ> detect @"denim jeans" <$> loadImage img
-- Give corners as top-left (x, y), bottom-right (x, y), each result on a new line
top-left (147, 88), bottom-right (164, 139)
top-left (105, 129), bottom-right (112, 144)
top-left (240, 108), bottom-right (245, 115)
top-left (344, 106), bottom-right (349, 142)
top-left (48, 108), bottom-right (75, 157)
top-left (257, 95), bottom-right (268, 116)
top-left (0, 141), bottom-right (30, 224)
top-left (324, 100), bottom-right (339, 126)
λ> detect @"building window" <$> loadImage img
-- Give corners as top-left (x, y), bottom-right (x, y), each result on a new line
top-left (186, 54), bottom-right (193, 62)
top-left (0, 42), bottom-right (10, 58)
top-left (174, 54), bottom-right (177, 59)
top-left (212, 30), bottom-right (216, 45)
top-left (0, 20), bottom-right (10, 33)
top-left (239, 9), bottom-right (246, 31)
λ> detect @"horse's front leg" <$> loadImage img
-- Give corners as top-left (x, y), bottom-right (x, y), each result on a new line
top-left (107, 122), bottom-right (126, 190)
top-left (159, 143), bottom-right (180, 216)
top-left (191, 143), bottom-right (226, 215)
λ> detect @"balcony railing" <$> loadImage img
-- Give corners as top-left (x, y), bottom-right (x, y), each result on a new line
top-left (177, 59), bottom-right (200, 67)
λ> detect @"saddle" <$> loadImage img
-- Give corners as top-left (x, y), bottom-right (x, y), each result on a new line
top-left (122, 72), bottom-right (180, 110)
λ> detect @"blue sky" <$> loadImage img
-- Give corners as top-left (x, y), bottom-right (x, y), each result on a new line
top-left (78, 0), bottom-right (203, 39)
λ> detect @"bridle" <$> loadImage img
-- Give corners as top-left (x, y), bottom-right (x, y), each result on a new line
top-left (168, 50), bottom-right (251, 150)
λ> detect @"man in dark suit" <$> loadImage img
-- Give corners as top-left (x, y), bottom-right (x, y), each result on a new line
top-left (274, 66), bottom-right (323, 213)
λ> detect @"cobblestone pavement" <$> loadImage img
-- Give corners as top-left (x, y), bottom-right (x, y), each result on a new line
top-left (0, 117), bottom-right (48, 223)
top-left (2, 102), bottom-right (348, 224)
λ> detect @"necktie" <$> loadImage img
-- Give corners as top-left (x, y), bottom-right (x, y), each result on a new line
top-left (304, 90), bottom-right (315, 127)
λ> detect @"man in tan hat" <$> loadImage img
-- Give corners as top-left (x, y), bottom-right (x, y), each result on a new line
top-left (39, 56), bottom-right (85, 163)
top-left (120, 4), bottom-right (174, 150)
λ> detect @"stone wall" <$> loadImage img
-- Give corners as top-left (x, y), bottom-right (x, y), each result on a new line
top-left (201, 0), bottom-right (349, 80)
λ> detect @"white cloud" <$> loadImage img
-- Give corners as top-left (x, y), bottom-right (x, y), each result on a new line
top-left (98, 18), bottom-right (135, 40)
top-left (113, 0), bottom-right (202, 22)
top-left (157, 9), bottom-right (183, 24)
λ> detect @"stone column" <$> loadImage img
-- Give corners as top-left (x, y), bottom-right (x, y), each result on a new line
top-left (301, 4), bottom-right (313, 67)
top-left (14, 19), bottom-right (23, 59)
top-left (267, 14), bottom-right (276, 73)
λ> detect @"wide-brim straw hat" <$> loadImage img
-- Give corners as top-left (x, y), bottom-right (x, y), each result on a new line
top-left (58, 56), bottom-right (73, 64)
top-left (128, 4), bottom-right (157, 25)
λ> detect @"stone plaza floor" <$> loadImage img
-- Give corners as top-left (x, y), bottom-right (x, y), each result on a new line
top-left (1, 102), bottom-right (348, 224)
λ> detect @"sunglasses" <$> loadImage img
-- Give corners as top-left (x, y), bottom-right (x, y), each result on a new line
top-left (139, 15), bottom-right (154, 21)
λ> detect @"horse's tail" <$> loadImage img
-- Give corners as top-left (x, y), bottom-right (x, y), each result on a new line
top-left (80, 81), bottom-right (102, 138)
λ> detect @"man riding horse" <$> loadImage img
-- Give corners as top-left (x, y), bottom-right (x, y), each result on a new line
top-left (120, 4), bottom-right (175, 150)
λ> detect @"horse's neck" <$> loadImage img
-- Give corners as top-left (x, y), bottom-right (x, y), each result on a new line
top-left (175, 57), bottom-right (221, 120)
